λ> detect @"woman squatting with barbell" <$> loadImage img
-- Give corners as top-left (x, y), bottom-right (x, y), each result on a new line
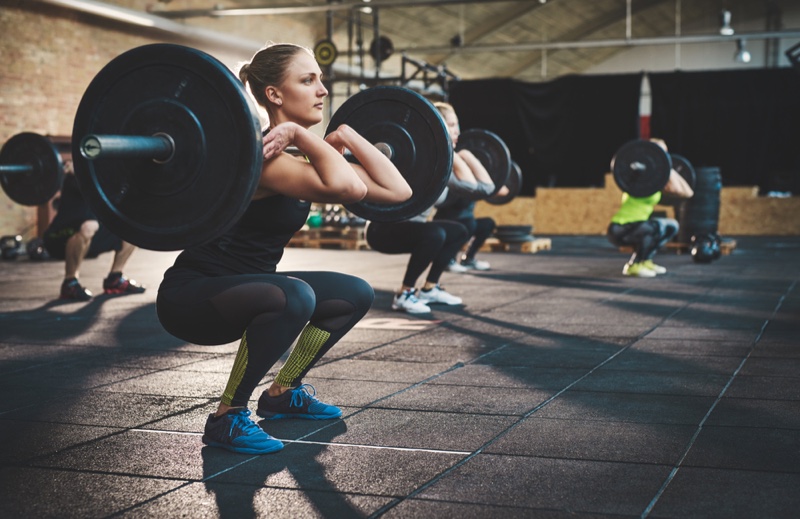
top-left (607, 138), bottom-right (695, 277)
top-left (156, 42), bottom-right (412, 454)
top-left (365, 101), bottom-right (495, 314)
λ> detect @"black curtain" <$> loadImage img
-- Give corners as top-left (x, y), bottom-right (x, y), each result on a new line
top-left (649, 68), bottom-right (800, 194)
top-left (449, 73), bottom-right (643, 195)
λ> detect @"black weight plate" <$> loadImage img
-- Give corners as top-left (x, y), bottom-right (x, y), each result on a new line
top-left (456, 129), bottom-right (511, 197)
top-left (660, 153), bottom-right (697, 205)
top-left (670, 154), bottom-right (696, 191)
top-left (611, 139), bottom-right (671, 197)
top-left (0, 133), bottom-right (63, 206)
top-left (72, 44), bottom-right (262, 251)
top-left (327, 86), bottom-right (452, 222)
top-left (486, 160), bottom-right (522, 205)
top-left (369, 36), bottom-right (394, 62)
top-left (496, 234), bottom-right (534, 243)
top-left (496, 225), bottom-right (532, 234)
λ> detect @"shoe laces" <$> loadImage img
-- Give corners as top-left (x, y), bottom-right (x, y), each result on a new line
top-left (289, 384), bottom-right (319, 408)
top-left (401, 289), bottom-right (420, 303)
top-left (228, 408), bottom-right (261, 436)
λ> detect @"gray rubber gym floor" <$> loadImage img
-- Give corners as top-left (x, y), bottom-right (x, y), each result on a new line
top-left (0, 235), bottom-right (797, 518)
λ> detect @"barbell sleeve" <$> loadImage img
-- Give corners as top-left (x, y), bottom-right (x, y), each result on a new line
top-left (0, 164), bottom-right (35, 175)
top-left (80, 133), bottom-right (175, 163)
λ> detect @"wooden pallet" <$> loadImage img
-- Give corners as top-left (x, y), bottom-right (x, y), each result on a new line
top-left (288, 226), bottom-right (369, 250)
top-left (619, 239), bottom-right (737, 255)
top-left (665, 239), bottom-right (737, 255)
top-left (479, 237), bottom-right (552, 254)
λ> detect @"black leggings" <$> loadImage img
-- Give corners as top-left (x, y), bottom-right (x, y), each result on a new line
top-left (366, 220), bottom-right (469, 288)
top-left (607, 217), bottom-right (679, 263)
top-left (156, 268), bottom-right (373, 406)
top-left (433, 213), bottom-right (495, 260)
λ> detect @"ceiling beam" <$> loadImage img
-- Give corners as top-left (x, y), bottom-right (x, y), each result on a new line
top-left (395, 29), bottom-right (800, 55)
top-left (151, 0), bottom-right (532, 20)
top-left (497, 0), bottom-right (667, 77)
top-left (425, 1), bottom-right (548, 66)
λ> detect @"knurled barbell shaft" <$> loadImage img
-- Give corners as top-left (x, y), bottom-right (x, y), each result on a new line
top-left (285, 144), bottom-right (395, 161)
top-left (80, 134), bottom-right (174, 162)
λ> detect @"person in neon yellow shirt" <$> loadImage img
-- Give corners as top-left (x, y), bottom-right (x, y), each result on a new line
top-left (607, 139), bottom-right (695, 277)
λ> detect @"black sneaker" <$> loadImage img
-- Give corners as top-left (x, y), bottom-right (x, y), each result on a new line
top-left (60, 278), bottom-right (92, 301)
top-left (202, 407), bottom-right (284, 454)
top-left (103, 274), bottom-right (146, 295)
top-left (256, 384), bottom-right (342, 420)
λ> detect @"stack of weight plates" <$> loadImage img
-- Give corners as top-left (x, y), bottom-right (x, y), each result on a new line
top-left (493, 225), bottom-right (534, 243)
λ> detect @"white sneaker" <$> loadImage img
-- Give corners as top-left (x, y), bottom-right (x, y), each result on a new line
top-left (418, 285), bottom-right (462, 305)
top-left (461, 258), bottom-right (490, 271)
top-left (392, 289), bottom-right (431, 314)
top-left (446, 260), bottom-right (468, 273)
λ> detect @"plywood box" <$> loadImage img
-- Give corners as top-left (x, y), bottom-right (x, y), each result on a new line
top-left (474, 173), bottom-right (800, 236)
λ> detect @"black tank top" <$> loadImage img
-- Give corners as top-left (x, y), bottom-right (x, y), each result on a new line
top-left (171, 194), bottom-right (310, 275)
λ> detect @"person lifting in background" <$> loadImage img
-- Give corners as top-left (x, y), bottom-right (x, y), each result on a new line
top-left (364, 103), bottom-right (496, 314)
top-left (607, 138), bottom-right (695, 277)
top-left (432, 102), bottom-right (508, 272)
top-left (43, 158), bottom-right (146, 301)
top-left (156, 42), bottom-right (411, 454)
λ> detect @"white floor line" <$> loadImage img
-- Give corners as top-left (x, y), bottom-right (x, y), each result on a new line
top-left (130, 428), bottom-right (470, 455)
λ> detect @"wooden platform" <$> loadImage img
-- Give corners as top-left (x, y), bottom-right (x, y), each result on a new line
top-left (619, 239), bottom-right (737, 256)
top-left (288, 226), bottom-right (369, 250)
top-left (665, 239), bottom-right (738, 255)
top-left (479, 237), bottom-right (553, 254)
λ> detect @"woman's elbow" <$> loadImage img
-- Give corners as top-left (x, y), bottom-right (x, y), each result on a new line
top-left (339, 181), bottom-right (369, 203)
top-left (395, 183), bottom-right (413, 202)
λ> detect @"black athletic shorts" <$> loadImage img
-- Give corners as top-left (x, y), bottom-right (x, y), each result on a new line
top-left (43, 223), bottom-right (123, 260)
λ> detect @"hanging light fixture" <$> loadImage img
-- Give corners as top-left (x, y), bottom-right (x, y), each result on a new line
top-left (734, 39), bottom-right (751, 63)
top-left (719, 9), bottom-right (734, 36)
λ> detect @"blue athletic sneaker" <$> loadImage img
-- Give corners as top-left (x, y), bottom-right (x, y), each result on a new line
top-left (256, 384), bottom-right (342, 420)
top-left (202, 407), bottom-right (284, 454)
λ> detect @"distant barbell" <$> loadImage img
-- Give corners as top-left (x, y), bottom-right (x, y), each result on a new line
top-left (611, 139), bottom-right (696, 198)
top-left (0, 132), bottom-right (64, 206)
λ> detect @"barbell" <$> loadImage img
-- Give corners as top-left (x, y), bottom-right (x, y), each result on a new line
top-left (0, 132), bottom-right (64, 206)
top-left (325, 85), bottom-right (454, 222)
top-left (440, 128), bottom-right (520, 206)
top-left (456, 128), bottom-right (511, 199)
top-left (3, 44), bottom-right (513, 251)
top-left (485, 160), bottom-right (522, 205)
top-left (611, 139), bottom-right (696, 198)
top-left (67, 43), bottom-right (507, 251)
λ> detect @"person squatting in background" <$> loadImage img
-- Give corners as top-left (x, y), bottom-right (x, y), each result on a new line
top-left (606, 138), bottom-right (695, 277)
top-left (156, 42), bottom-right (411, 454)
top-left (432, 102), bottom-right (508, 273)
top-left (365, 102), bottom-right (497, 314)
top-left (43, 159), bottom-right (145, 301)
